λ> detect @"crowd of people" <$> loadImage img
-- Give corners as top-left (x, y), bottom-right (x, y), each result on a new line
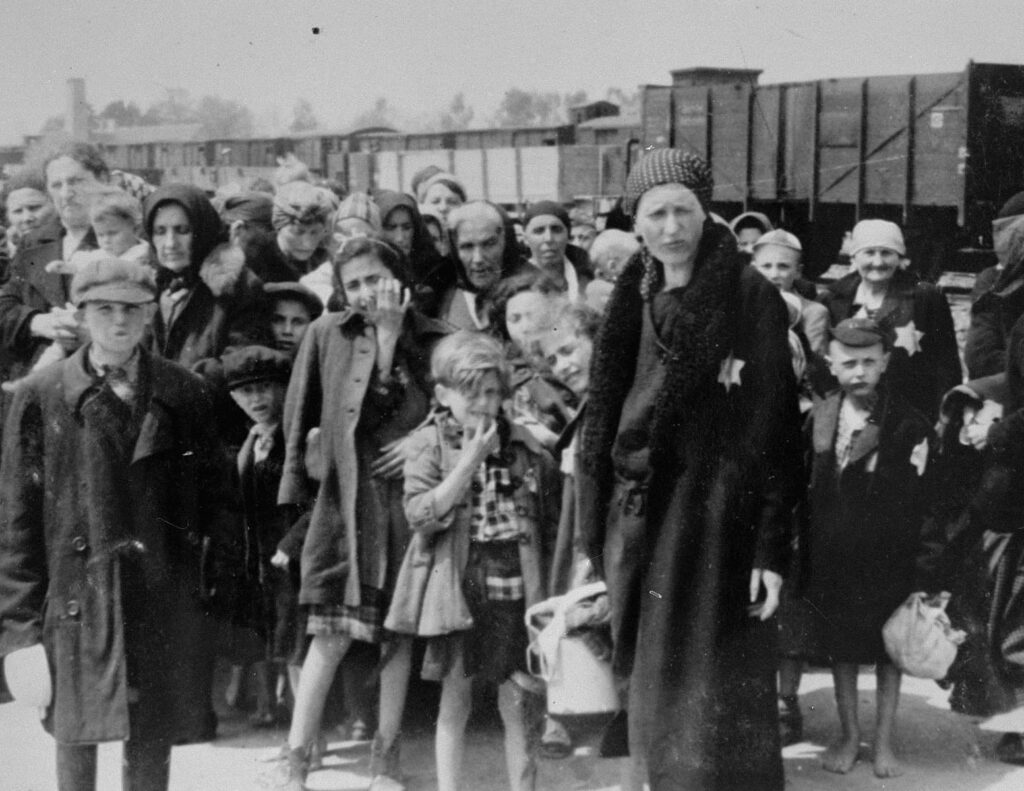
top-left (1, 138), bottom-right (1024, 791)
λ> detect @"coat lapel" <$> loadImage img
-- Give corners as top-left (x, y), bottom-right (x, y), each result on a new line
top-left (130, 357), bottom-right (186, 464)
top-left (812, 392), bottom-right (842, 455)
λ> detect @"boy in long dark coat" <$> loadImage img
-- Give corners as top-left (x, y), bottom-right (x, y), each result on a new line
top-left (0, 257), bottom-right (241, 791)
top-left (803, 317), bottom-right (933, 778)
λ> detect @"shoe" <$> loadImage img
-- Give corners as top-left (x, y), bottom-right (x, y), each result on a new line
top-left (349, 717), bottom-right (370, 741)
top-left (778, 695), bottom-right (803, 746)
top-left (539, 716), bottom-right (573, 760)
top-left (369, 732), bottom-right (406, 791)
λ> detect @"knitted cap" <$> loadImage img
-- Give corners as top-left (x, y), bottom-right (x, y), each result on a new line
top-left (622, 148), bottom-right (713, 216)
top-left (522, 200), bottom-right (570, 232)
top-left (849, 219), bottom-right (906, 257)
top-left (71, 257), bottom-right (157, 307)
top-left (222, 345), bottom-right (292, 390)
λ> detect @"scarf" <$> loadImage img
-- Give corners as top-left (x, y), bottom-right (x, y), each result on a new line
top-left (582, 221), bottom-right (743, 477)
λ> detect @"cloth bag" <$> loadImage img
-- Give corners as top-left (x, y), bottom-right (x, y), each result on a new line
top-left (883, 592), bottom-right (967, 680)
top-left (525, 581), bottom-right (618, 716)
top-left (3, 644), bottom-right (51, 718)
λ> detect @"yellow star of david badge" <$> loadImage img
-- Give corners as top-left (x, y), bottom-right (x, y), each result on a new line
top-left (718, 353), bottom-right (745, 392)
top-left (894, 321), bottom-right (924, 356)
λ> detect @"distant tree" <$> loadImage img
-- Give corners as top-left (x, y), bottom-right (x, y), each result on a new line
top-left (564, 90), bottom-right (589, 111)
top-left (99, 100), bottom-right (145, 127)
top-left (605, 87), bottom-right (641, 115)
top-left (195, 95), bottom-right (255, 138)
top-left (350, 97), bottom-right (397, 130)
top-left (437, 93), bottom-right (475, 131)
top-left (289, 98), bottom-right (320, 133)
top-left (492, 88), bottom-right (563, 128)
top-left (142, 88), bottom-right (196, 125)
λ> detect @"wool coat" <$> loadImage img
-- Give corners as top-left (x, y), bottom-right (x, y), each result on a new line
top-left (385, 416), bottom-right (561, 639)
top-left (578, 221), bottom-right (803, 791)
top-left (0, 346), bottom-right (242, 745)
top-left (822, 269), bottom-right (961, 420)
top-left (277, 308), bottom-right (448, 608)
top-left (0, 226), bottom-right (97, 375)
top-left (802, 388), bottom-right (933, 663)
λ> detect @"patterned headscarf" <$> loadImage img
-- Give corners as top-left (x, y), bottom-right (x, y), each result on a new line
top-left (271, 181), bottom-right (338, 230)
top-left (622, 148), bottom-right (713, 217)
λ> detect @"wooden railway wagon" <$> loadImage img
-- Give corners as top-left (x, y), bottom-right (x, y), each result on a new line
top-left (641, 62), bottom-right (1024, 279)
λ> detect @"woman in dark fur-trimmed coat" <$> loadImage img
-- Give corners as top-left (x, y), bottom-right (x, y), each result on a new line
top-left (143, 183), bottom-right (273, 368)
top-left (578, 149), bottom-right (803, 791)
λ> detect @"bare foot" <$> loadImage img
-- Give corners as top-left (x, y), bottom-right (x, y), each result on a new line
top-left (873, 744), bottom-right (903, 778)
top-left (822, 738), bottom-right (860, 774)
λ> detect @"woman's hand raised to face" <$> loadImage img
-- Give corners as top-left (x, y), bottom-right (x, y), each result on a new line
top-left (368, 277), bottom-right (410, 336)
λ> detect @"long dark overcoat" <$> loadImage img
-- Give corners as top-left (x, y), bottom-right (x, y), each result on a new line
top-left (578, 222), bottom-right (803, 791)
top-left (0, 346), bottom-right (241, 745)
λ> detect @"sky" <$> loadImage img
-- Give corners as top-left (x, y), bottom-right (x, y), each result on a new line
top-left (1, 0), bottom-right (1023, 145)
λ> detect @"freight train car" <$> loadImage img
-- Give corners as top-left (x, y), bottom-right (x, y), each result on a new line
top-left (640, 62), bottom-right (1024, 279)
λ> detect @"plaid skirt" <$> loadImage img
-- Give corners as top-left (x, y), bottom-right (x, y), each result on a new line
top-left (306, 585), bottom-right (389, 644)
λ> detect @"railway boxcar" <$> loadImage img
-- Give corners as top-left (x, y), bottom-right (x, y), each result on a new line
top-left (641, 62), bottom-right (1024, 278)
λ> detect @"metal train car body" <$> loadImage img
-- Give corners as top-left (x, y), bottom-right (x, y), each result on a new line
top-left (640, 63), bottom-right (1024, 277)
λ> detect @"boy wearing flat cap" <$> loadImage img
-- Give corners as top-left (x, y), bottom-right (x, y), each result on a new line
top-left (797, 317), bottom-right (934, 779)
top-left (222, 345), bottom-right (305, 728)
top-left (0, 257), bottom-right (242, 790)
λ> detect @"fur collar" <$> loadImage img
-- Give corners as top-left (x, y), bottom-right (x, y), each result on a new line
top-left (582, 221), bottom-right (745, 476)
top-left (198, 243), bottom-right (249, 298)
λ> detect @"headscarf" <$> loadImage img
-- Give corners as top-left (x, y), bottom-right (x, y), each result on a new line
top-left (522, 200), bottom-right (571, 232)
top-left (375, 189), bottom-right (439, 271)
top-left (415, 170), bottom-right (467, 204)
top-left (271, 181), bottom-right (338, 231)
top-left (334, 191), bottom-right (381, 234)
top-left (143, 183), bottom-right (224, 283)
top-left (622, 148), bottom-right (714, 216)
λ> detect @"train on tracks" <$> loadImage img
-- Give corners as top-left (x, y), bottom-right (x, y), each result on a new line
top-left (11, 60), bottom-right (1024, 278)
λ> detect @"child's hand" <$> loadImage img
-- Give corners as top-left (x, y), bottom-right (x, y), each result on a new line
top-left (44, 259), bottom-right (76, 275)
top-left (368, 278), bottom-right (410, 337)
top-left (461, 419), bottom-right (499, 469)
top-left (372, 435), bottom-right (412, 480)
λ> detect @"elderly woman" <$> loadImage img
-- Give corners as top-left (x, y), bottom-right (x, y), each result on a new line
top-left (579, 149), bottom-right (802, 790)
top-left (821, 219), bottom-right (961, 421)
top-left (144, 184), bottom-right (272, 368)
top-left (437, 201), bottom-right (527, 331)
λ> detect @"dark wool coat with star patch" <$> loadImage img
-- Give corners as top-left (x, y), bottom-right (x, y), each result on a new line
top-left (821, 269), bottom-right (961, 421)
top-left (578, 220), bottom-right (803, 791)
